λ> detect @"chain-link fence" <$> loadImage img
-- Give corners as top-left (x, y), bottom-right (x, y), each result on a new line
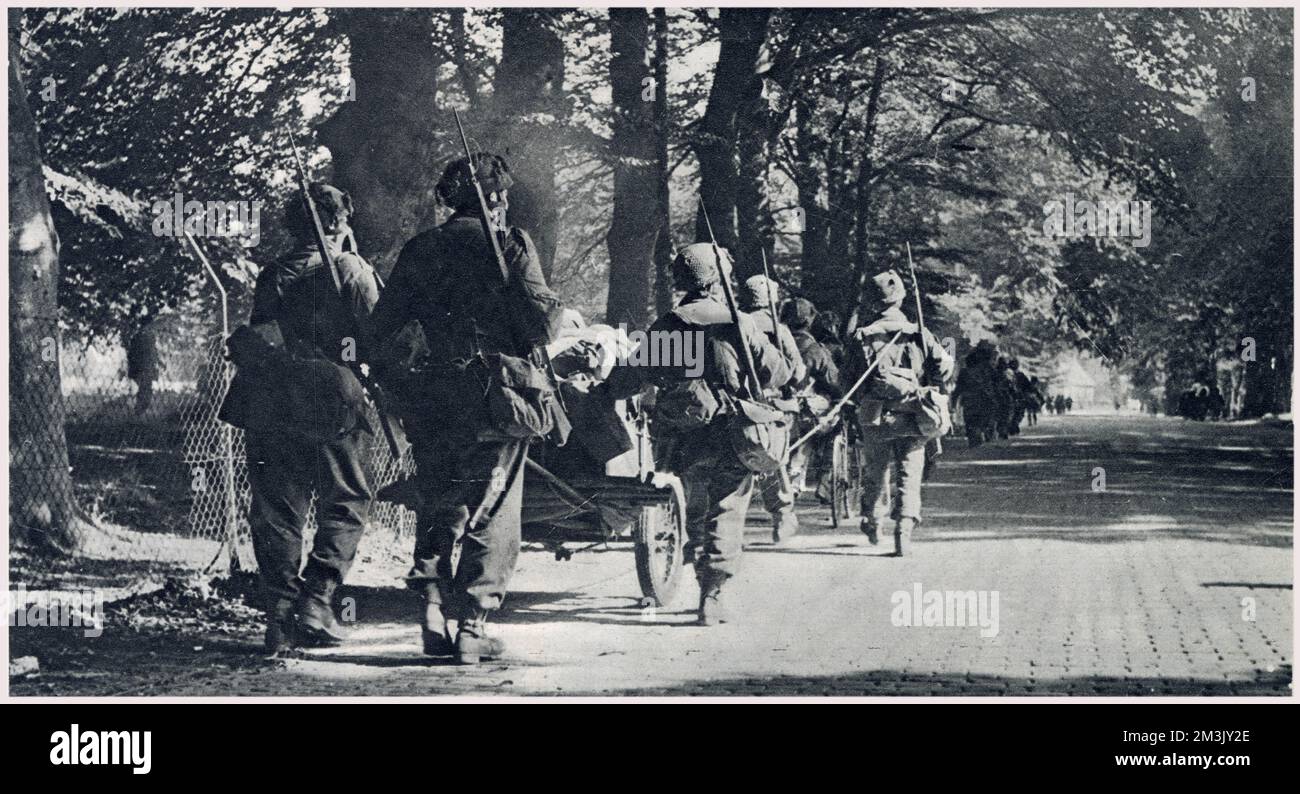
top-left (10, 310), bottom-right (417, 594)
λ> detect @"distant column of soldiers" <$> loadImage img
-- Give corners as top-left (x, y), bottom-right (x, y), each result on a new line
top-left (1177, 381), bottom-right (1225, 421)
top-left (951, 343), bottom-right (1056, 446)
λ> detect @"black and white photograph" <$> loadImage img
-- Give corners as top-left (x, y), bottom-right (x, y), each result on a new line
top-left (3, 2), bottom-right (1294, 710)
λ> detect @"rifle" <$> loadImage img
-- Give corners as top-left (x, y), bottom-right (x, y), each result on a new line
top-left (286, 131), bottom-right (402, 459)
top-left (452, 111), bottom-right (567, 417)
top-left (759, 248), bottom-right (780, 340)
top-left (905, 242), bottom-right (942, 457)
top-left (699, 198), bottom-right (762, 400)
top-left (788, 330), bottom-right (903, 454)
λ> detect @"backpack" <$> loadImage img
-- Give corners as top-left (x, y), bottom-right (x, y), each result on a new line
top-left (483, 352), bottom-right (572, 445)
top-left (652, 378), bottom-right (721, 432)
top-left (218, 322), bottom-right (369, 443)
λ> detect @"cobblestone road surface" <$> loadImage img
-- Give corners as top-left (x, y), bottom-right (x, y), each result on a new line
top-left (13, 414), bottom-right (1293, 696)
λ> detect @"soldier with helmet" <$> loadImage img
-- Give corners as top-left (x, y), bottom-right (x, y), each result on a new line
top-left (365, 152), bottom-right (565, 664)
top-left (221, 182), bottom-right (381, 656)
top-left (952, 340), bottom-right (1000, 447)
top-left (608, 244), bottom-right (792, 625)
top-left (845, 270), bottom-right (954, 556)
top-left (738, 274), bottom-right (806, 543)
top-left (780, 297), bottom-right (843, 499)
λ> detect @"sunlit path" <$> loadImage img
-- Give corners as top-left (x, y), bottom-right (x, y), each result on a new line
top-left (16, 414), bottom-right (1290, 696)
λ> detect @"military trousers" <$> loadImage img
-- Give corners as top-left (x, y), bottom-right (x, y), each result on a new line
top-left (858, 430), bottom-right (928, 528)
top-left (963, 408), bottom-right (996, 446)
top-left (675, 423), bottom-right (755, 581)
top-left (245, 429), bottom-right (372, 608)
top-left (405, 421), bottom-right (528, 617)
top-left (758, 461), bottom-right (796, 525)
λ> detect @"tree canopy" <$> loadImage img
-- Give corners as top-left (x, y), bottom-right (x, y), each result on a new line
top-left (12, 6), bottom-right (1293, 413)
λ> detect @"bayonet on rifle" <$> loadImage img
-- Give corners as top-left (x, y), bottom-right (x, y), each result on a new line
top-left (453, 110), bottom-right (566, 415)
top-left (285, 131), bottom-right (401, 459)
top-left (699, 198), bottom-right (762, 401)
top-left (905, 241), bottom-right (943, 456)
top-left (759, 248), bottom-right (780, 341)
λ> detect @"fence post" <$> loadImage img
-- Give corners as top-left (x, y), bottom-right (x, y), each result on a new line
top-left (184, 232), bottom-right (240, 573)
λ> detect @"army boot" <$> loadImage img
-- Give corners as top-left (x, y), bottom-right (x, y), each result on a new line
top-left (420, 583), bottom-right (453, 657)
top-left (455, 611), bottom-right (505, 665)
top-left (297, 576), bottom-right (348, 647)
top-left (697, 572), bottom-right (731, 626)
top-left (860, 518), bottom-right (879, 545)
top-left (263, 598), bottom-right (296, 657)
top-left (772, 512), bottom-right (800, 544)
top-left (894, 517), bottom-right (917, 557)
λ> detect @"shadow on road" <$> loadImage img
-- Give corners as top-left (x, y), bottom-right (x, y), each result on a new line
top-left (594, 665), bottom-right (1294, 697)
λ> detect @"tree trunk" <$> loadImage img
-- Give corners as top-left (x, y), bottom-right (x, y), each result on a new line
top-left (735, 89), bottom-right (774, 280)
top-left (489, 9), bottom-right (567, 278)
top-left (652, 7), bottom-right (674, 317)
top-left (691, 8), bottom-right (770, 255)
top-left (318, 9), bottom-right (443, 277)
top-left (794, 97), bottom-right (828, 271)
top-left (9, 40), bottom-right (85, 552)
top-left (846, 58), bottom-right (887, 330)
top-left (604, 8), bottom-right (659, 330)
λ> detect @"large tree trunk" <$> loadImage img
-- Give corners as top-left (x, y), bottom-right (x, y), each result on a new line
top-left (845, 58), bottom-right (887, 331)
top-left (489, 9), bottom-right (567, 278)
top-left (318, 9), bottom-right (443, 277)
top-left (9, 40), bottom-right (86, 552)
top-left (794, 96), bottom-right (837, 306)
top-left (604, 8), bottom-right (659, 329)
top-left (734, 91), bottom-right (774, 281)
top-left (652, 7), bottom-right (674, 316)
top-left (691, 9), bottom-right (770, 256)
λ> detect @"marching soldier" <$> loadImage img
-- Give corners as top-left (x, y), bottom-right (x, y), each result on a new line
top-left (739, 275), bottom-right (806, 543)
top-left (993, 357), bottom-right (1017, 439)
top-left (609, 244), bottom-right (792, 625)
top-left (223, 182), bottom-right (379, 655)
top-left (365, 152), bottom-right (564, 664)
top-left (952, 340), bottom-right (999, 447)
top-left (811, 309), bottom-right (847, 371)
top-left (781, 298), bottom-right (843, 500)
top-left (846, 271), bottom-right (954, 556)
top-left (1009, 358), bottom-right (1031, 435)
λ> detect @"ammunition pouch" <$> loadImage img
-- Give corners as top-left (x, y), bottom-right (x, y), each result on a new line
top-left (652, 378), bottom-right (721, 432)
top-left (727, 398), bottom-right (790, 474)
top-left (484, 353), bottom-right (572, 446)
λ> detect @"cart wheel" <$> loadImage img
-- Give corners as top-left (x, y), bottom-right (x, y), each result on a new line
top-left (830, 429), bottom-right (846, 528)
top-left (841, 427), bottom-right (863, 522)
top-left (634, 486), bottom-right (685, 607)
top-left (830, 425), bottom-right (862, 527)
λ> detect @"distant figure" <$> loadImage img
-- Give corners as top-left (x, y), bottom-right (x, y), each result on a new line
top-left (126, 321), bottom-right (160, 415)
top-left (1054, 394), bottom-right (1066, 415)
top-left (951, 340), bottom-right (999, 447)
top-left (993, 357), bottom-right (1017, 438)
top-left (1026, 376), bottom-right (1044, 426)
top-left (1064, 396), bottom-right (1073, 412)
top-left (1009, 358), bottom-right (1031, 435)
top-left (1206, 384), bottom-right (1225, 420)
